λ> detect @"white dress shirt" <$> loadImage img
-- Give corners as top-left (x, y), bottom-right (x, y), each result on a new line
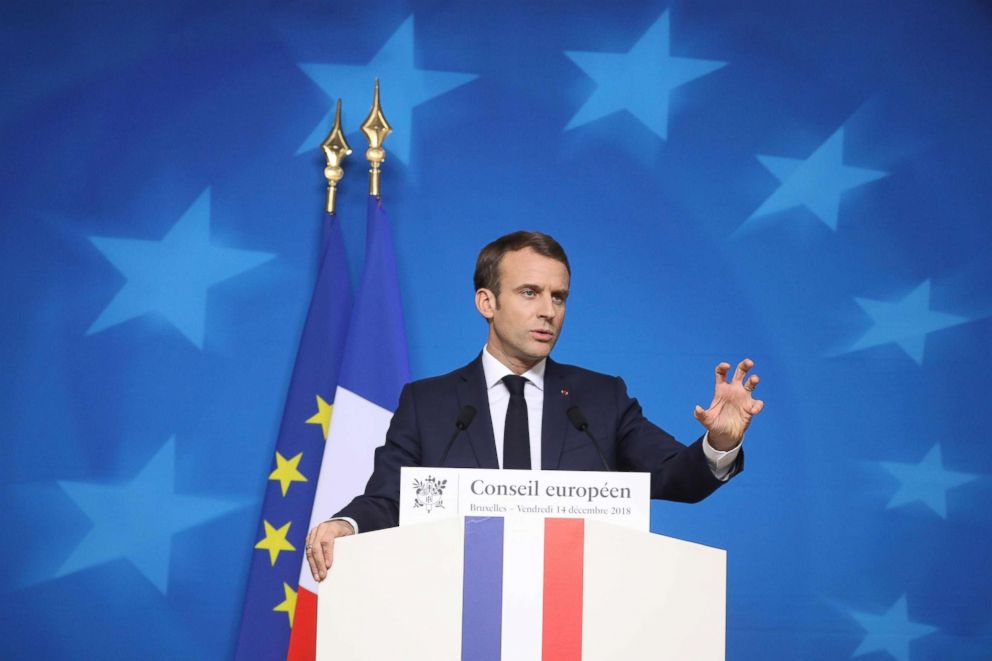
top-left (481, 346), bottom-right (547, 469)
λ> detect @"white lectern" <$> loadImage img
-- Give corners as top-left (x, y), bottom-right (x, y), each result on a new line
top-left (316, 513), bottom-right (726, 660)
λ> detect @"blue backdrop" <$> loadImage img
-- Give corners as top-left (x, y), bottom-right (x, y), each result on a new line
top-left (3, 1), bottom-right (990, 659)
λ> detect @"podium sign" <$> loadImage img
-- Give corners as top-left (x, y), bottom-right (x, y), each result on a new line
top-left (399, 467), bottom-right (650, 531)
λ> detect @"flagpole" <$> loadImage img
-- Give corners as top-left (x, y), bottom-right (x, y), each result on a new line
top-left (321, 99), bottom-right (351, 214)
top-left (361, 79), bottom-right (392, 199)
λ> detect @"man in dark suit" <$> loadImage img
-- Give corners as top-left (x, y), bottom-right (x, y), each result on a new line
top-left (305, 231), bottom-right (764, 582)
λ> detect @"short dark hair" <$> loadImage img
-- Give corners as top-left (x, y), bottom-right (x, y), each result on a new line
top-left (473, 231), bottom-right (571, 296)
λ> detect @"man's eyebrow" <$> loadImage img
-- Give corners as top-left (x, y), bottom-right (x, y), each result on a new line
top-left (513, 284), bottom-right (569, 298)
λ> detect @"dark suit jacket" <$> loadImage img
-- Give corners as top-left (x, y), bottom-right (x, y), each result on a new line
top-left (335, 355), bottom-right (743, 533)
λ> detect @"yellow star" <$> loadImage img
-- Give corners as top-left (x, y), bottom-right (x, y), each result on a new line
top-left (254, 520), bottom-right (296, 566)
top-left (273, 582), bottom-right (298, 628)
top-left (268, 451), bottom-right (308, 497)
top-left (305, 395), bottom-right (333, 440)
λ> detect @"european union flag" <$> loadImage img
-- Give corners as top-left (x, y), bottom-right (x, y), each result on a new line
top-left (234, 212), bottom-right (352, 659)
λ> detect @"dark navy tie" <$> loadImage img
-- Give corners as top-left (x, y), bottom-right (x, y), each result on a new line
top-left (502, 375), bottom-right (531, 469)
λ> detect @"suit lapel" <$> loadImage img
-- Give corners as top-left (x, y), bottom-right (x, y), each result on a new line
top-left (541, 358), bottom-right (569, 470)
top-left (456, 355), bottom-right (499, 468)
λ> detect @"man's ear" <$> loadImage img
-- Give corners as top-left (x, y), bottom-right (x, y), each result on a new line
top-left (475, 288), bottom-right (496, 320)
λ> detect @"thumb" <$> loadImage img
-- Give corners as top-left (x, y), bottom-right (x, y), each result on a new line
top-left (693, 404), bottom-right (705, 421)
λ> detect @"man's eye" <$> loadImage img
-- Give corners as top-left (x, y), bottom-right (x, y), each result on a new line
top-left (521, 289), bottom-right (535, 297)
top-left (552, 294), bottom-right (564, 304)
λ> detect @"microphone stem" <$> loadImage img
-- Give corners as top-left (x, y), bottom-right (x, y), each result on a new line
top-left (582, 428), bottom-right (612, 472)
top-left (438, 427), bottom-right (464, 466)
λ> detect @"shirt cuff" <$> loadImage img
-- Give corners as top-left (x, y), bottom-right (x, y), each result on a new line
top-left (702, 432), bottom-right (742, 482)
top-left (328, 516), bottom-right (359, 535)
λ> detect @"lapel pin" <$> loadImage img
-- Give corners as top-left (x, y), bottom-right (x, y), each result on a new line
top-left (561, 388), bottom-right (569, 397)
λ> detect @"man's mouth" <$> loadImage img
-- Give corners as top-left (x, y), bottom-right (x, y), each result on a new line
top-left (530, 329), bottom-right (555, 341)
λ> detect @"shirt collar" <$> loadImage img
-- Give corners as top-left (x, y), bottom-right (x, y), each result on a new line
top-left (481, 345), bottom-right (546, 392)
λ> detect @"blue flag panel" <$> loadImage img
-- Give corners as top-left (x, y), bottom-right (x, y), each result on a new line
top-left (338, 197), bottom-right (412, 410)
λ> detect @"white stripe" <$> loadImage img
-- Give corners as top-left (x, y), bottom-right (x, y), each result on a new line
top-left (500, 516), bottom-right (545, 660)
top-left (298, 386), bottom-right (394, 591)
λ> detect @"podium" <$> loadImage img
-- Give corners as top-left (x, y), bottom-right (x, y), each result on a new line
top-left (316, 513), bottom-right (726, 660)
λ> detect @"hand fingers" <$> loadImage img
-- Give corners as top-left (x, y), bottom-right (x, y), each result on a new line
top-left (743, 374), bottom-right (760, 392)
top-left (305, 528), bottom-right (319, 581)
top-left (750, 399), bottom-right (765, 415)
top-left (319, 538), bottom-right (334, 580)
top-left (693, 404), bottom-right (706, 421)
top-left (310, 523), bottom-right (331, 580)
top-left (714, 363), bottom-right (731, 386)
top-left (307, 521), bottom-right (353, 581)
top-left (731, 359), bottom-right (754, 385)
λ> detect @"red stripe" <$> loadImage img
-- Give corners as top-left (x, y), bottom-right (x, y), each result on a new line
top-left (286, 586), bottom-right (317, 661)
top-left (542, 518), bottom-right (584, 661)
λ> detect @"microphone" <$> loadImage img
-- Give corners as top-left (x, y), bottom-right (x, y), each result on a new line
top-left (566, 406), bottom-right (612, 471)
top-left (438, 405), bottom-right (477, 466)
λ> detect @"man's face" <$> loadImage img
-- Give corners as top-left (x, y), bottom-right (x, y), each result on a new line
top-left (476, 247), bottom-right (570, 373)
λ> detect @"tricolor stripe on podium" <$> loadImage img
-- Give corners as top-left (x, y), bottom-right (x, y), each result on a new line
top-left (462, 517), bottom-right (586, 661)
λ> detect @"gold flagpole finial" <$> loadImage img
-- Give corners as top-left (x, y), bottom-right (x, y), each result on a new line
top-left (361, 79), bottom-right (392, 198)
top-left (321, 99), bottom-right (352, 214)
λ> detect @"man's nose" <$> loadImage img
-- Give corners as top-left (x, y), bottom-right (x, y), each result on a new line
top-left (538, 292), bottom-right (556, 318)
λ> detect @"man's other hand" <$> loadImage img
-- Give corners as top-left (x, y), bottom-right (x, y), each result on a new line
top-left (694, 358), bottom-right (765, 451)
top-left (305, 519), bottom-right (355, 581)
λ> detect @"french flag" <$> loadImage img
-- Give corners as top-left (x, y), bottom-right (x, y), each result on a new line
top-left (287, 197), bottom-right (410, 660)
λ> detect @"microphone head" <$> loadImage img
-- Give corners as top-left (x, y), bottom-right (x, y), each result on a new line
top-left (566, 405), bottom-right (588, 431)
top-left (455, 405), bottom-right (477, 430)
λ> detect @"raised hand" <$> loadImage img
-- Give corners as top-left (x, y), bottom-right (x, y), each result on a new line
top-left (693, 359), bottom-right (765, 451)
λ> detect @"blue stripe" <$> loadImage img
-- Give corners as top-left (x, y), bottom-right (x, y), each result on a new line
top-left (461, 516), bottom-right (504, 661)
top-left (338, 196), bottom-right (411, 411)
